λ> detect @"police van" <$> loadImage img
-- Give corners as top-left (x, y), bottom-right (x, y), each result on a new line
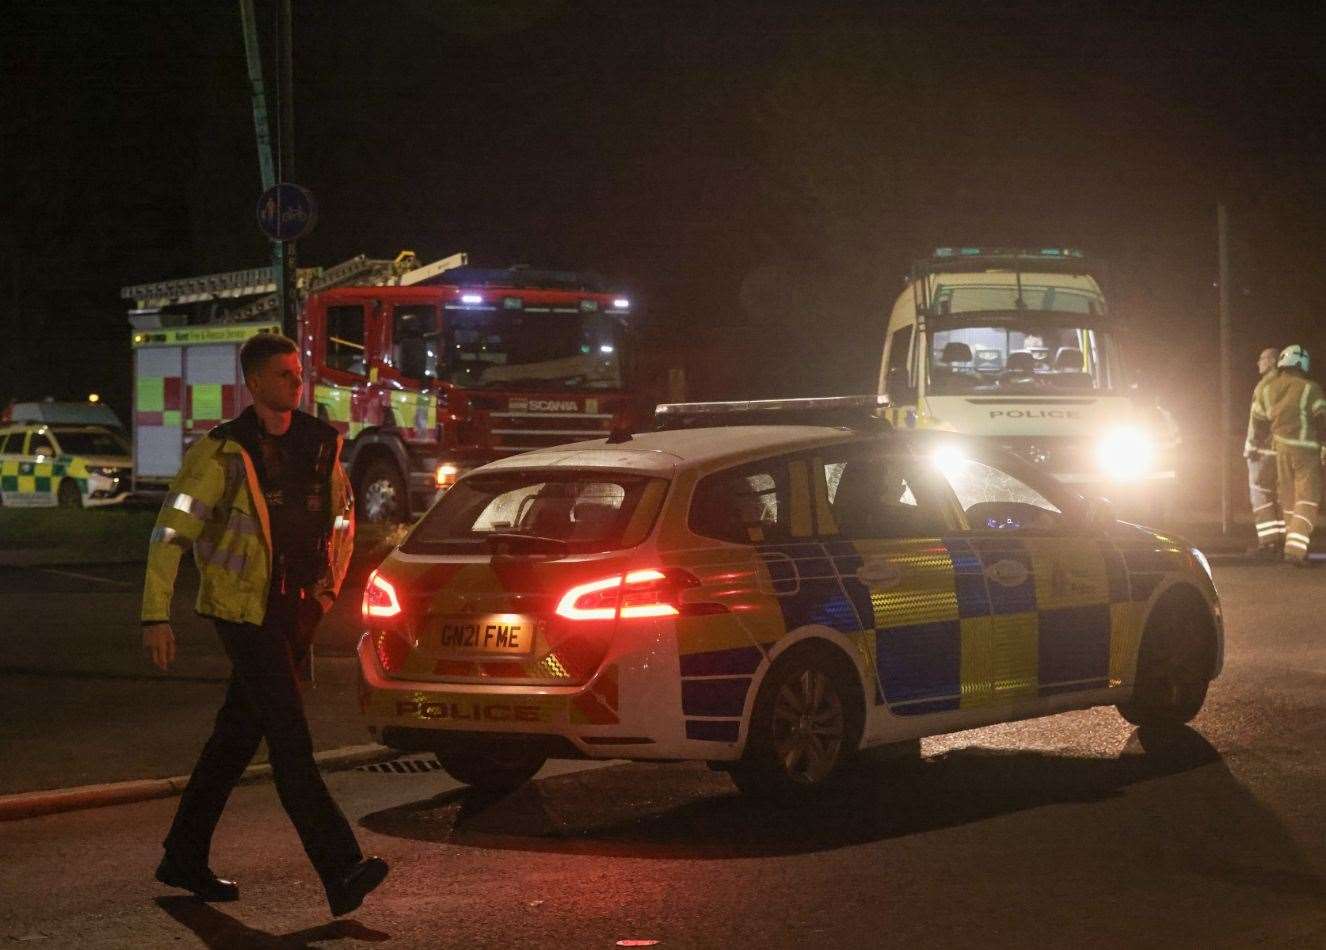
top-left (356, 396), bottom-right (1220, 801)
top-left (877, 248), bottom-right (1179, 521)
top-left (0, 422), bottom-right (133, 508)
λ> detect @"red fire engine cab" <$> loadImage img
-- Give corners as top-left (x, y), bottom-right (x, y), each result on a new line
top-left (124, 253), bottom-right (641, 521)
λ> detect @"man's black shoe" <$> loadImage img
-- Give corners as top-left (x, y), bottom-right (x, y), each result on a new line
top-left (155, 854), bottom-right (239, 902)
top-left (325, 856), bottom-right (389, 917)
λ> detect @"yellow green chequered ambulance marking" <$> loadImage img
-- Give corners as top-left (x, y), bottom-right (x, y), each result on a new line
top-left (0, 453), bottom-right (91, 503)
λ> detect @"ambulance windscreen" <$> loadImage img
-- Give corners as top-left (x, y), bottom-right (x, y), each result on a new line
top-left (403, 471), bottom-right (668, 555)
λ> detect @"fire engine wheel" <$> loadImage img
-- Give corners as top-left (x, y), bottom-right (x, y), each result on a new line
top-left (1117, 592), bottom-right (1213, 728)
top-left (435, 750), bottom-right (547, 793)
top-left (356, 460), bottom-right (407, 523)
top-left (57, 479), bottom-right (83, 508)
top-left (730, 644), bottom-right (863, 804)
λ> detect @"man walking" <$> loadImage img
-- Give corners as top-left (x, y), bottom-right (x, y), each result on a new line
top-left (141, 332), bottom-right (388, 915)
top-left (1244, 347), bottom-right (1283, 557)
top-left (1249, 344), bottom-right (1326, 566)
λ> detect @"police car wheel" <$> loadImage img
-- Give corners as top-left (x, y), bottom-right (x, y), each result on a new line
top-left (435, 750), bottom-right (547, 793)
top-left (1117, 596), bottom-right (1212, 728)
top-left (57, 479), bottom-right (83, 508)
top-left (731, 646), bottom-right (863, 802)
top-left (357, 460), bottom-right (407, 523)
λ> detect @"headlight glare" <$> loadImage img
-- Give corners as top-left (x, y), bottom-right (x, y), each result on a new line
top-left (1096, 427), bottom-right (1154, 481)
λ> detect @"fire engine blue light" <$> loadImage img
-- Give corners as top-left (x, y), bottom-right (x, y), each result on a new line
top-left (600, 344), bottom-right (615, 354)
top-left (613, 298), bottom-right (630, 309)
top-left (461, 293), bottom-right (483, 304)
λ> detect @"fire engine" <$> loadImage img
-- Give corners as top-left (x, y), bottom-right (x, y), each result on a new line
top-left (123, 252), bottom-right (642, 521)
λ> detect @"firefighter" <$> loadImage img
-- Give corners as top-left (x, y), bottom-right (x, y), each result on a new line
top-left (1244, 347), bottom-right (1283, 557)
top-left (1249, 344), bottom-right (1326, 566)
top-left (140, 333), bottom-right (389, 915)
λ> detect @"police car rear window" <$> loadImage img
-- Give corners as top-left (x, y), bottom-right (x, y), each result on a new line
top-left (403, 471), bottom-right (668, 555)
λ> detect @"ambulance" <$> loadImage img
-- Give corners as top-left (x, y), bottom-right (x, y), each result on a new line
top-left (356, 396), bottom-right (1220, 801)
top-left (877, 248), bottom-right (1179, 521)
top-left (0, 420), bottom-right (133, 508)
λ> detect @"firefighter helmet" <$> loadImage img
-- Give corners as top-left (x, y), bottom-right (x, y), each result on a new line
top-left (1278, 345), bottom-right (1310, 373)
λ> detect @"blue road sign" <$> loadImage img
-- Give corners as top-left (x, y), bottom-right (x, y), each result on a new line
top-left (257, 183), bottom-right (317, 242)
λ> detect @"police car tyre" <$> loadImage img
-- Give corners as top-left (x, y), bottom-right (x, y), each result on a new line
top-left (1117, 590), bottom-right (1214, 728)
top-left (730, 643), bottom-right (864, 803)
top-left (57, 479), bottom-right (82, 508)
top-left (435, 750), bottom-right (547, 792)
top-left (357, 459), bottom-right (407, 524)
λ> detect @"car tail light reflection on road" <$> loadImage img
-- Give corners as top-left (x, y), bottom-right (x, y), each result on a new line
top-left (556, 568), bottom-right (704, 621)
top-left (363, 570), bottom-right (402, 620)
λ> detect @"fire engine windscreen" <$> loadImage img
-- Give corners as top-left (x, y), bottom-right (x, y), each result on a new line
top-left (402, 471), bottom-right (667, 555)
top-left (927, 321), bottom-right (1122, 395)
top-left (401, 305), bottom-right (625, 390)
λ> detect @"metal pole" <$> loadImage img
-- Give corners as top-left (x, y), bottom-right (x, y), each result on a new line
top-left (276, 0), bottom-right (298, 340)
top-left (1218, 203), bottom-right (1232, 535)
top-left (239, 0), bottom-right (284, 326)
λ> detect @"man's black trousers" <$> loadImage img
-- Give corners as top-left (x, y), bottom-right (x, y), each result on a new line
top-left (163, 592), bottom-right (361, 882)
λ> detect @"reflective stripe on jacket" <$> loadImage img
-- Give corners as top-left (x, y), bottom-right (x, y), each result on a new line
top-left (141, 422), bottom-right (354, 625)
top-left (1251, 371), bottom-right (1326, 451)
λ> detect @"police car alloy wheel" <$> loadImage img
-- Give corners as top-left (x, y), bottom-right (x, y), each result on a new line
top-left (731, 646), bottom-right (864, 802)
top-left (435, 750), bottom-right (548, 793)
top-left (1117, 593), bottom-right (1214, 728)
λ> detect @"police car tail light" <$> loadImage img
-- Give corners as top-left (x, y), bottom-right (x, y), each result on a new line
top-left (556, 568), bottom-right (699, 621)
top-left (363, 570), bottom-right (403, 620)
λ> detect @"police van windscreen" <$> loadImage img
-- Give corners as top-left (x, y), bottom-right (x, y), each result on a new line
top-left (927, 323), bottom-right (1119, 395)
top-left (403, 471), bottom-right (668, 555)
top-left (440, 306), bottom-right (624, 390)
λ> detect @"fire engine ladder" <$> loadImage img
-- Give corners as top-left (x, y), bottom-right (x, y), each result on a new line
top-left (121, 252), bottom-right (470, 319)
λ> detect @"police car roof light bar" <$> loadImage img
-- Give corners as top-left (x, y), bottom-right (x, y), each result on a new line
top-left (655, 395), bottom-right (891, 431)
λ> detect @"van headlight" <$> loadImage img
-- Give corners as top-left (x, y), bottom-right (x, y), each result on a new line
top-left (1096, 427), bottom-right (1154, 481)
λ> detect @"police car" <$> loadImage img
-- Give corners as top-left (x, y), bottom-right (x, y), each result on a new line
top-left (357, 396), bottom-right (1221, 800)
top-left (0, 423), bottom-right (133, 508)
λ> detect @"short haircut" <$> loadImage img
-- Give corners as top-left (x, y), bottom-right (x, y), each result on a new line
top-left (239, 332), bottom-right (298, 380)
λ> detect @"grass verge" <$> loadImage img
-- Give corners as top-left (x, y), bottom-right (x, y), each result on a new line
top-left (0, 507), bottom-right (158, 552)
top-left (0, 505), bottom-right (412, 564)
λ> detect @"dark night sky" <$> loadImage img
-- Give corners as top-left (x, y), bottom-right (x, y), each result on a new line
top-left (5, 1), bottom-right (1326, 448)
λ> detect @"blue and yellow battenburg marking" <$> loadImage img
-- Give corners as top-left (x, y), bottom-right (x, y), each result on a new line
top-left (671, 535), bottom-right (1173, 736)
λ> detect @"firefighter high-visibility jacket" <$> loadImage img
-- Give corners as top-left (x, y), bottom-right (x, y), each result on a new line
top-left (141, 413), bottom-right (354, 626)
top-left (1244, 369), bottom-right (1279, 455)
top-left (1250, 369), bottom-right (1326, 451)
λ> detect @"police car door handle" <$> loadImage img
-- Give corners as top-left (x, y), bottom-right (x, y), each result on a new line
top-left (756, 550), bottom-right (800, 596)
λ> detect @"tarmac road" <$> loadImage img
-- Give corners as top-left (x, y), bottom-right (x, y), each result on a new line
top-left (1, 560), bottom-right (1325, 947)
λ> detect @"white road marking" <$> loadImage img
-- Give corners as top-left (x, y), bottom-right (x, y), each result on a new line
top-left (38, 568), bottom-right (130, 587)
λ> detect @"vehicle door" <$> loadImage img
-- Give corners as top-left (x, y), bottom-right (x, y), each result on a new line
top-left (381, 297), bottom-right (442, 443)
top-left (810, 442), bottom-right (978, 718)
top-left (24, 430), bottom-right (59, 507)
top-left (0, 429), bottom-right (28, 505)
top-left (314, 298), bottom-right (378, 437)
top-left (933, 450), bottom-right (1125, 702)
top-left (678, 452), bottom-right (840, 742)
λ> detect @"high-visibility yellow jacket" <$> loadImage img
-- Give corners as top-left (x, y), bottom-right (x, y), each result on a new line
top-left (1251, 369), bottom-right (1326, 452)
top-left (141, 414), bottom-right (354, 626)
